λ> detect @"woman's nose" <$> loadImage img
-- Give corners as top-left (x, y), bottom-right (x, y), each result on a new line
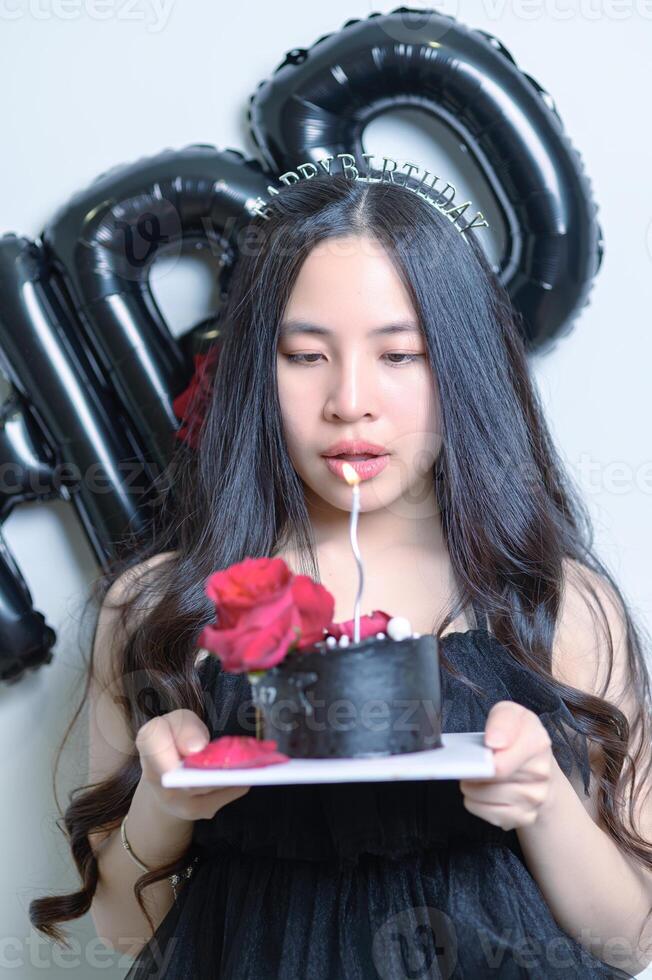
top-left (323, 355), bottom-right (379, 421)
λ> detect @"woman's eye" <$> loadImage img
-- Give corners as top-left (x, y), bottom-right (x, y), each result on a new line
top-left (285, 353), bottom-right (323, 365)
top-left (383, 352), bottom-right (424, 366)
top-left (284, 353), bottom-right (424, 366)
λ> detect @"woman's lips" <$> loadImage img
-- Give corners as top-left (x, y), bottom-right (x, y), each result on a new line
top-left (323, 454), bottom-right (390, 481)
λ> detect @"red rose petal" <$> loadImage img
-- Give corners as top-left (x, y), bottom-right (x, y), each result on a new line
top-left (326, 610), bottom-right (392, 641)
top-left (291, 575), bottom-right (335, 648)
top-left (182, 735), bottom-right (290, 769)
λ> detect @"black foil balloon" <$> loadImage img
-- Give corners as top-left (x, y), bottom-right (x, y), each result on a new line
top-left (248, 5), bottom-right (603, 351)
top-left (0, 233), bottom-right (158, 681)
top-left (0, 148), bottom-right (273, 682)
top-left (41, 144), bottom-right (274, 473)
top-left (0, 381), bottom-right (59, 682)
top-left (0, 234), bottom-right (157, 559)
top-left (0, 536), bottom-right (55, 684)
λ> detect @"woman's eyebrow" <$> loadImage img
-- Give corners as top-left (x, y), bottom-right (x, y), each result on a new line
top-left (279, 319), bottom-right (420, 338)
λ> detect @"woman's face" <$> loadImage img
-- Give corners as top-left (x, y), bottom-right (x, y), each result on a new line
top-left (276, 233), bottom-right (443, 518)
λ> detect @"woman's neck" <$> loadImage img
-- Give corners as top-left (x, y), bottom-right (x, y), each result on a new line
top-left (303, 490), bottom-right (448, 564)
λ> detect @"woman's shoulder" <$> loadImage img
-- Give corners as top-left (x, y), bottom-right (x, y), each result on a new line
top-left (552, 557), bottom-right (626, 690)
top-left (103, 550), bottom-right (178, 607)
top-left (94, 551), bottom-right (178, 681)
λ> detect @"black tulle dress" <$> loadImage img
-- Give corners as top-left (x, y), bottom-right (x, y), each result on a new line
top-left (125, 622), bottom-right (632, 980)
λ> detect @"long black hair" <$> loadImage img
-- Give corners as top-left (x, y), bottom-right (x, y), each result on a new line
top-left (30, 169), bottom-right (652, 946)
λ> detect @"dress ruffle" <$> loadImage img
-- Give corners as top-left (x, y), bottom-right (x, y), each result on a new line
top-left (125, 629), bottom-right (631, 980)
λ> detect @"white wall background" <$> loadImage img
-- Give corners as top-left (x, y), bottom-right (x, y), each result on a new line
top-left (1, 1), bottom-right (650, 976)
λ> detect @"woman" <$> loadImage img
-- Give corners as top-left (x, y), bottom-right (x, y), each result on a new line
top-left (30, 168), bottom-right (652, 977)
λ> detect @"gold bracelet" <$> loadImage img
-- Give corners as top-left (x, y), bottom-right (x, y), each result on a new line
top-left (120, 812), bottom-right (199, 901)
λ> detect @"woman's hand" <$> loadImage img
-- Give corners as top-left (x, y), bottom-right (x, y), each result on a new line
top-left (135, 708), bottom-right (251, 823)
top-left (459, 701), bottom-right (556, 831)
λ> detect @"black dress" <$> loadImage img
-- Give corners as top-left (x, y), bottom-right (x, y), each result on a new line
top-left (125, 624), bottom-right (632, 979)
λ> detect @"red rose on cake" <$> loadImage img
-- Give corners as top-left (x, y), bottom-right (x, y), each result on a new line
top-left (198, 556), bottom-right (394, 674)
top-left (198, 556), bottom-right (336, 673)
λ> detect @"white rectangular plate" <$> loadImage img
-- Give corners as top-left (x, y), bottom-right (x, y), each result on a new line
top-left (161, 731), bottom-right (494, 788)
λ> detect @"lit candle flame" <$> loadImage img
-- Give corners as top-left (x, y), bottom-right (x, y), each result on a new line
top-left (340, 462), bottom-right (363, 642)
top-left (341, 461), bottom-right (361, 487)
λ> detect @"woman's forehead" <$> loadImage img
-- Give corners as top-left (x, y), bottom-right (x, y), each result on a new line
top-left (284, 237), bottom-right (418, 326)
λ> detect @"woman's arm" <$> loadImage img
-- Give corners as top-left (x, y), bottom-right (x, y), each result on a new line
top-left (516, 753), bottom-right (651, 975)
top-left (87, 555), bottom-right (250, 958)
top-left (517, 559), bottom-right (652, 975)
top-left (87, 554), bottom-right (191, 956)
top-left (91, 777), bottom-right (194, 957)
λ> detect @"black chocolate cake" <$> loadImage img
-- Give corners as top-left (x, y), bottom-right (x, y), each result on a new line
top-left (249, 631), bottom-right (443, 759)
